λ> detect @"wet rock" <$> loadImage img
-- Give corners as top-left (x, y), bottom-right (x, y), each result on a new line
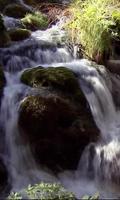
top-left (0, 159), bottom-right (9, 195)
top-left (19, 66), bottom-right (99, 171)
top-left (21, 66), bottom-right (80, 93)
top-left (8, 28), bottom-right (31, 41)
top-left (106, 60), bottom-right (120, 75)
top-left (4, 4), bottom-right (32, 19)
top-left (0, 0), bottom-right (17, 12)
top-left (19, 95), bottom-right (98, 171)
top-left (0, 14), bottom-right (11, 47)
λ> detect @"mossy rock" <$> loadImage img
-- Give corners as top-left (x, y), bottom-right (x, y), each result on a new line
top-left (4, 3), bottom-right (32, 19)
top-left (8, 28), bottom-right (31, 41)
top-left (21, 12), bottom-right (49, 31)
top-left (21, 66), bottom-right (80, 94)
top-left (8, 183), bottom-right (75, 199)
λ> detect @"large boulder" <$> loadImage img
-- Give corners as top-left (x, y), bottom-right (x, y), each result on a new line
top-left (19, 66), bottom-right (99, 171)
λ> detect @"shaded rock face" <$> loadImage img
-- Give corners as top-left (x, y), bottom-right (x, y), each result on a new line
top-left (19, 66), bottom-right (99, 171)
top-left (0, 0), bottom-right (17, 12)
top-left (0, 159), bottom-right (9, 194)
top-left (8, 28), bottom-right (31, 41)
top-left (4, 4), bottom-right (32, 19)
top-left (0, 15), bottom-right (11, 47)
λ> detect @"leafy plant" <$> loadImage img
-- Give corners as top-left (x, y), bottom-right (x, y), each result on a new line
top-left (21, 11), bottom-right (49, 30)
top-left (8, 182), bottom-right (75, 200)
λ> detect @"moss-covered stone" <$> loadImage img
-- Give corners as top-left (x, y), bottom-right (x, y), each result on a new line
top-left (21, 66), bottom-right (80, 94)
top-left (21, 66), bottom-right (87, 106)
top-left (4, 4), bottom-right (32, 19)
top-left (8, 183), bottom-right (75, 200)
top-left (21, 11), bottom-right (49, 31)
top-left (8, 28), bottom-right (31, 41)
top-left (20, 66), bottom-right (99, 171)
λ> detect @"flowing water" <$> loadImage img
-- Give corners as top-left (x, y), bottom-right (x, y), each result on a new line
top-left (1, 2), bottom-right (120, 198)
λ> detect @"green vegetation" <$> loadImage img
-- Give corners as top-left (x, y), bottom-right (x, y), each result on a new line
top-left (82, 192), bottom-right (99, 200)
top-left (66, 0), bottom-right (120, 60)
top-left (21, 11), bottom-right (49, 30)
top-left (8, 183), bottom-right (75, 200)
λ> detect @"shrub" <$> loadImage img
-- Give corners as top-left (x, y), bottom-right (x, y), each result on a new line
top-left (21, 11), bottom-right (49, 30)
top-left (66, 0), bottom-right (120, 59)
top-left (8, 183), bottom-right (75, 200)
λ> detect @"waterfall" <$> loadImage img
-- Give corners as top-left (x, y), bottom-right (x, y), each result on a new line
top-left (1, 6), bottom-right (120, 198)
top-left (0, 22), bottom-right (71, 192)
top-left (57, 60), bottom-right (120, 198)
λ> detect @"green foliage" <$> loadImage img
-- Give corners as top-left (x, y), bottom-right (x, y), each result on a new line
top-left (66, 0), bottom-right (120, 58)
top-left (8, 183), bottom-right (75, 200)
top-left (21, 11), bottom-right (49, 30)
top-left (82, 192), bottom-right (99, 200)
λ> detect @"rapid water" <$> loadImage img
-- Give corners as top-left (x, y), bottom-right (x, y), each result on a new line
top-left (1, 3), bottom-right (120, 198)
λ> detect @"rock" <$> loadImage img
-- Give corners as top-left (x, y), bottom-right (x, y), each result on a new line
top-left (0, 66), bottom-right (6, 104)
top-left (19, 66), bottom-right (99, 171)
top-left (8, 28), bottom-right (31, 41)
top-left (0, 14), bottom-right (11, 47)
top-left (106, 60), bottom-right (120, 75)
top-left (4, 4), bottom-right (32, 19)
top-left (21, 66), bottom-right (82, 97)
top-left (19, 95), bottom-right (98, 171)
top-left (0, 0), bottom-right (17, 12)
top-left (0, 159), bottom-right (9, 195)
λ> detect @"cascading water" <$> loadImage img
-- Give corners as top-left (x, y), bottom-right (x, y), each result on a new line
top-left (1, 3), bottom-right (120, 198)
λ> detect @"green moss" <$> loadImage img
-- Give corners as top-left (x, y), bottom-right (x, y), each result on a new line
top-left (4, 3), bottom-right (31, 19)
top-left (21, 11), bottom-right (49, 30)
top-left (8, 28), bottom-right (31, 41)
top-left (21, 66), bottom-right (80, 94)
top-left (8, 183), bottom-right (75, 200)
